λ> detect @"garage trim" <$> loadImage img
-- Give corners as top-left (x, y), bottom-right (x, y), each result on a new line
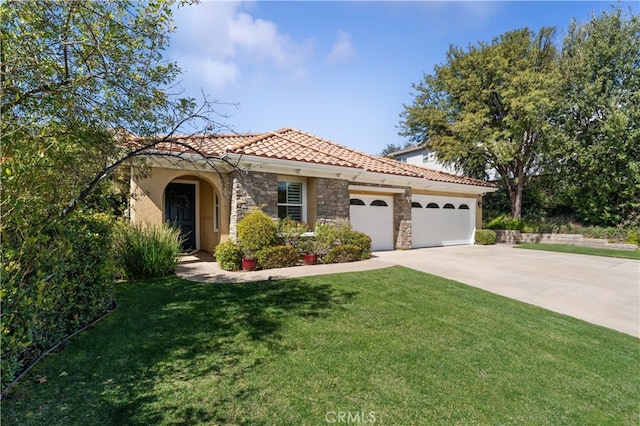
top-left (348, 185), bottom-right (405, 194)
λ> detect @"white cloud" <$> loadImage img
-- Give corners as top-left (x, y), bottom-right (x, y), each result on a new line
top-left (326, 30), bottom-right (356, 64)
top-left (169, 1), bottom-right (312, 93)
top-left (177, 57), bottom-right (239, 92)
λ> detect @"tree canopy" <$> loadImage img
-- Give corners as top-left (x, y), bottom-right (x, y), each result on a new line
top-left (554, 7), bottom-right (640, 226)
top-left (400, 6), bottom-right (639, 226)
top-left (1, 0), bottom-right (229, 225)
top-left (400, 27), bottom-right (560, 218)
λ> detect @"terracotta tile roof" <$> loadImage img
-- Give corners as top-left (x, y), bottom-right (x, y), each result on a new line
top-left (142, 128), bottom-right (494, 188)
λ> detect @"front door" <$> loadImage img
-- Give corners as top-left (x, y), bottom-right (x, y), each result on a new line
top-left (165, 182), bottom-right (196, 250)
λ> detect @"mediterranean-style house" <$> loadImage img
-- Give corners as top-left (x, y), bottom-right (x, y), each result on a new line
top-left (129, 128), bottom-right (497, 252)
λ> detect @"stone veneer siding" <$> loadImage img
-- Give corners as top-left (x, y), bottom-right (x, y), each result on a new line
top-left (315, 178), bottom-right (350, 224)
top-left (394, 189), bottom-right (412, 249)
top-left (229, 171), bottom-right (278, 240)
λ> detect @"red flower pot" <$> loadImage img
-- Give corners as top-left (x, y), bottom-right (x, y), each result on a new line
top-left (242, 257), bottom-right (258, 271)
top-left (303, 253), bottom-right (318, 265)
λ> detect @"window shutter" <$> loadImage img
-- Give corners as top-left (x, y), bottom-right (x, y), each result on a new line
top-left (286, 182), bottom-right (302, 204)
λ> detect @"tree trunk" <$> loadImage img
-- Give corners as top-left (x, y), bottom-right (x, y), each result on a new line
top-left (511, 184), bottom-right (523, 219)
top-left (503, 168), bottom-right (525, 219)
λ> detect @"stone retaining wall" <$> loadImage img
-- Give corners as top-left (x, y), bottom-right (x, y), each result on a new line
top-left (494, 230), bottom-right (638, 251)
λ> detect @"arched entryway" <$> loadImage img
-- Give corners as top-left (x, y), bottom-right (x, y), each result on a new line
top-left (163, 175), bottom-right (224, 252)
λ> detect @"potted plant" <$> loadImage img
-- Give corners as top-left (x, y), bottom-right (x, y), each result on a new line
top-left (298, 235), bottom-right (318, 265)
top-left (240, 251), bottom-right (258, 271)
top-left (237, 208), bottom-right (278, 272)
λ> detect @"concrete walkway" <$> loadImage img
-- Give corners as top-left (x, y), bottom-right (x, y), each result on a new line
top-left (177, 245), bottom-right (640, 337)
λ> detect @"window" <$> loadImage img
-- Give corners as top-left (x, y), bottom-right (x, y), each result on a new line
top-left (443, 203), bottom-right (455, 209)
top-left (411, 202), bottom-right (422, 208)
top-left (426, 202), bottom-right (439, 209)
top-left (350, 198), bottom-right (366, 206)
top-left (278, 181), bottom-right (304, 221)
top-left (370, 200), bottom-right (388, 206)
top-left (458, 204), bottom-right (470, 210)
top-left (213, 192), bottom-right (220, 231)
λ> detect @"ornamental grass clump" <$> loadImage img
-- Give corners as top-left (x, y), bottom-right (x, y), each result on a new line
top-left (114, 221), bottom-right (184, 280)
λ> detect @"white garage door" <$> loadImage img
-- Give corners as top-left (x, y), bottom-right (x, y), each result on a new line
top-left (412, 195), bottom-right (475, 248)
top-left (349, 194), bottom-right (394, 251)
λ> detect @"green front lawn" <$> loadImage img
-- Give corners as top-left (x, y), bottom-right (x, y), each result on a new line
top-left (3, 267), bottom-right (639, 425)
top-left (515, 243), bottom-right (640, 260)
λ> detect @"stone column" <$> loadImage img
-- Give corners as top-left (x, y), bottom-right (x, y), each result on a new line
top-left (229, 171), bottom-right (278, 240)
top-left (394, 189), bottom-right (412, 249)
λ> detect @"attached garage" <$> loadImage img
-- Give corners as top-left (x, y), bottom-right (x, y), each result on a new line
top-left (349, 193), bottom-right (394, 251)
top-left (412, 195), bottom-right (475, 248)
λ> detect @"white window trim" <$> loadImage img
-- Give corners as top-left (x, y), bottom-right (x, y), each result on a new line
top-left (213, 191), bottom-right (220, 232)
top-left (277, 175), bottom-right (307, 222)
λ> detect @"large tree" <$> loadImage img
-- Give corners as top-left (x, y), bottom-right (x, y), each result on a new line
top-left (554, 7), bottom-right (640, 226)
top-left (0, 1), bottom-right (237, 387)
top-left (1, 0), bottom-right (231, 225)
top-left (400, 27), bottom-right (560, 218)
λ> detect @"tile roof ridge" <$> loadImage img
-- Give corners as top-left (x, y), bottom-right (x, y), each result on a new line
top-left (226, 131), bottom-right (271, 151)
top-left (265, 128), bottom-right (362, 167)
top-left (369, 148), bottom-right (493, 187)
top-left (283, 128), bottom-right (402, 166)
top-left (397, 160), bottom-right (494, 187)
top-left (274, 129), bottom-right (491, 186)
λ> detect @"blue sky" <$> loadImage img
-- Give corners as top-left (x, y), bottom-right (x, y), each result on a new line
top-left (167, 1), bottom-right (638, 155)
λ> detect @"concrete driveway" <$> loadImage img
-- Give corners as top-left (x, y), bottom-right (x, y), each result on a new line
top-left (374, 245), bottom-right (639, 338)
top-left (177, 245), bottom-right (639, 337)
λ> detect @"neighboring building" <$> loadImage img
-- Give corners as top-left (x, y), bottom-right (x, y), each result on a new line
top-left (389, 144), bottom-right (461, 175)
top-left (129, 128), bottom-right (497, 252)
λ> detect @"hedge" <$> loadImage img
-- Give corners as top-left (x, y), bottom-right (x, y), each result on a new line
top-left (1, 213), bottom-right (116, 390)
top-left (257, 245), bottom-right (299, 269)
top-left (323, 244), bottom-right (362, 264)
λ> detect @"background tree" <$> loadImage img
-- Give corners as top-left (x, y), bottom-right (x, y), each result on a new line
top-left (400, 27), bottom-right (561, 218)
top-left (378, 142), bottom-right (414, 158)
top-left (554, 7), bottom-right (640, 227)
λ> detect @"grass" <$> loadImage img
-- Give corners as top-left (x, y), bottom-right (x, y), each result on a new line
top-left (515, 243), bottom-right (640, 260)
top-left (3, 267), bottom-right (639, 425)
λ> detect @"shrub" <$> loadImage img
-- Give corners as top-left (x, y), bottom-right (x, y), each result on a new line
top-left (314, 221), bottom-right (351, 256)
top-left (486, 215), bottom-right (527, 231)
top-left (214, 240), bottom-right (243, 271)
top-left (323, 244), bottom-right (362, 264)
top-left (257, 245), bottom-right (299, 269)
top-left (297, 235), bottom-right (318, 254)
top-left (626, 230), bottom-right (640, 247)
top-left (1, 213), bottom-right (116, 390)
top-left (237, 208), bottom-right (277, 258)
top-left (342, 230), bottom-right (372, 259)
top-left (278, 217), bottom-right (309, 249)
top-left (475, 229), bottom-right (497, 245)
top-left (113, 221), bottom-right (184, 280)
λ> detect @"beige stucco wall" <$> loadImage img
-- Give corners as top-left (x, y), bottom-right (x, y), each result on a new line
top-left (130, 167), bottom-right (230, 252)
top-left (131, 164), bottom-right (488, 251)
